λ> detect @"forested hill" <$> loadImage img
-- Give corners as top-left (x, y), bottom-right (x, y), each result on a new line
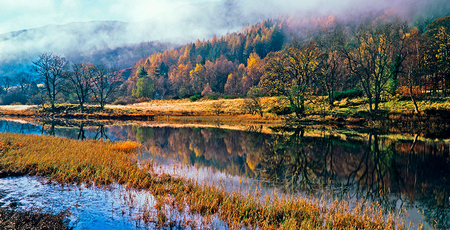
top-left (124, 20), bottom-right (287, 98)
top-left (124, 11), bottom-right (450, 116)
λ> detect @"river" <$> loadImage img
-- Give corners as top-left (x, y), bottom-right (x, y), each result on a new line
top-left (0, 118), bottom-right (448, 229)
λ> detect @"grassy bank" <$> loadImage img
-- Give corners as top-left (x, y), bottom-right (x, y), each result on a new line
top-left (0, 133), bottom-right (406, 229)
top-left (2, 96), bottom-right (450, 125)
top-left (0, 98), bottom-right (282, 126)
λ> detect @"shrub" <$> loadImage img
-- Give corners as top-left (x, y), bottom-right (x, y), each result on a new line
top-left (224, 95), bottom-right (238, 99)
top-left (211, 101), bottom-right (224, 115)
top-left (334, 89), bottom-right (364, 101)
top-left (268, 105), bottom-right (292, 115)
top-left (206, 93), bottom-right (219, 100)
top-left (190, 94), bottom-right (202, 102)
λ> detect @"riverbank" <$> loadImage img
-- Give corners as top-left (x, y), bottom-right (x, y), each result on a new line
top-left (0, 133), bottom-right (406, 229)
top-left (1, 96), bottom-right (450, 131)
top-left (0, 98), bottom-right (283, 126)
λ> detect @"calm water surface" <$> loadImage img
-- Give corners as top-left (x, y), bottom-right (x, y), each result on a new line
top-left (0, 118), bottom-right (448, 229)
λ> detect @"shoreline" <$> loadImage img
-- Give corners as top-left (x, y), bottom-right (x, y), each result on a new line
top-left (2, 102), bottom-right (450, 135)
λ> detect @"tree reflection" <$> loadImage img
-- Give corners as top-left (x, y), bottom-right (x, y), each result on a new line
top-left (258, 127), bottom-right (449, 228)
top-left (94, 124), bottom-right (108, 140)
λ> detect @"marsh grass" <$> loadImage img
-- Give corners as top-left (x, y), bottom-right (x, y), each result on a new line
top-left (0, 133), bottom-right (407, 229)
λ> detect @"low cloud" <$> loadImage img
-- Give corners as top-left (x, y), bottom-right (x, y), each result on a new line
top-left (0, 0), bottom-right (448, 75)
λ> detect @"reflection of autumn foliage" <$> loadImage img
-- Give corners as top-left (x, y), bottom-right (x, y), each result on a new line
top-left (113, 125), bottom-right (268, 178)
top-left (104, 124), bottom-right (449, 228)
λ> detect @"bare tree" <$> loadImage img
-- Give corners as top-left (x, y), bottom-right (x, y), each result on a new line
top-left (316, 26), bottom-right (347, 106)
top-left (15, 72), bottom-right (31, 94)
top-left (32, 53), bottom-right (69, 110)
top-left (66, 62), bottom-right (96, 111)
top-left (91, 65), bottom-right (123, 109)
top-left (0, 76), bottom-right (12, 94)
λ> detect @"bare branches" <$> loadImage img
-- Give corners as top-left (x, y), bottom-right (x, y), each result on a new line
top-left (32, 53), bottom-right (69, 110)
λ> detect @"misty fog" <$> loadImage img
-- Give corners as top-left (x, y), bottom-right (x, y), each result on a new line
top-left (0, 0), bottom-right (448, 76)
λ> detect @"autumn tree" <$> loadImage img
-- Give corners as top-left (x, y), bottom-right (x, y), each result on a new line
top-left (201, 83), bottom-right (212, 96)
top-left (261, 42), bottom-right (320, 118)
top-left (190, 64), bottom-right (205, 95)
top-left (32, 53), bottom-right (69, 110)
top-left (170, 63), bottom-right (192, 97)
top-left (242, 52), bottom-right (263, 93)
top-left (209, 56), bottom-right (235, 93)
top-left (224, 73), bottom-right (241, 96)
top-left (342, 21), bottom-right (409, 112)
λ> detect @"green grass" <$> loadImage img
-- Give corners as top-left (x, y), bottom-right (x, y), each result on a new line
top-left (0, 133), bottom-right (407, 229)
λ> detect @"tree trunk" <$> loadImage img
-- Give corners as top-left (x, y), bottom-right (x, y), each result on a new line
top-left (409, 75), bottom-right (419, 113)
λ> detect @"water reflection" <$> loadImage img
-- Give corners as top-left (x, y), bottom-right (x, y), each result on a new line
top-left (129, 125), bottom-right (450, 229)
top-left (0, 118), bottom-right (448, 229)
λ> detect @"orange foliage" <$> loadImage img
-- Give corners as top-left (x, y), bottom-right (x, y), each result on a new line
top-left (398, 86), bottom-right (423, 98)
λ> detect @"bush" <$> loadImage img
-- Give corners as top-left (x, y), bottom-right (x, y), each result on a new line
top-left (334, 89), bottom-right (364, 101)
top-left (224, 95), bottom-right (238, 99)
top-left (189, 94), bottom-right (202, 102)
top-left (268, 105), bottom-right (292, 115)
top-left (206, 93), bottom-right (219, 100)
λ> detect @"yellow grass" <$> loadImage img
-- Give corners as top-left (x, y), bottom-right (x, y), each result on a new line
top-left (108, 97), bottom-right (280, 115)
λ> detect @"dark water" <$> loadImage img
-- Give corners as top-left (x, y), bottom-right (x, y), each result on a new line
top-left (0, 118), bottom-right (449, 229)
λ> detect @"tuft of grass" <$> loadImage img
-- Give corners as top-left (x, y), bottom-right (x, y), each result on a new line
top-left (111, 141), bottom-right (142, 154)
top-left (0, 133), bottom-right (407, 229)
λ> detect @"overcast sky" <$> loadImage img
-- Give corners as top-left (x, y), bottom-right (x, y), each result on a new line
top-left (0, 0), bottom-right (219, 34)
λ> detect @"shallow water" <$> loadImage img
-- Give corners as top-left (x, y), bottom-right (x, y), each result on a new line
top-left (0, 176), bottom-right (155, 229)
top-left (0, 118), bottom-right (448, 229)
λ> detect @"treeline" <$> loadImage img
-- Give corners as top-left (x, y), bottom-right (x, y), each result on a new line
top-left (123, 16), bottom-right (450, 115)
